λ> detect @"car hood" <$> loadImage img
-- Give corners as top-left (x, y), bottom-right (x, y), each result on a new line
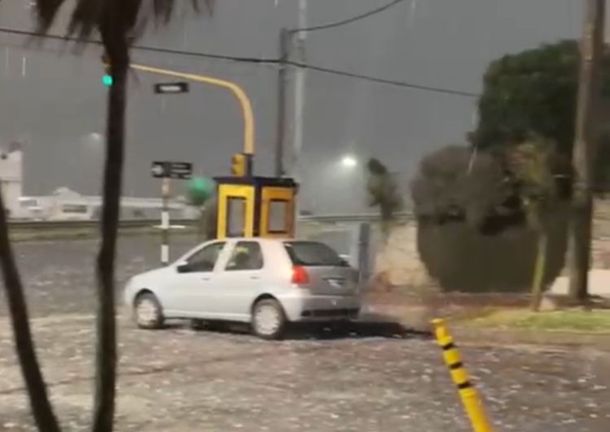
top-left (128, 267), bottom-right (173, 286)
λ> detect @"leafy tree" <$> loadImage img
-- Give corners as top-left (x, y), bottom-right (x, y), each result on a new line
top-left (187, 177), bottom-right (216, 207)
top-left (185, 177), bottom-right (216, 240)
top-left (0, 2), bottom-right (212, 432)
top-left (507, 138), bottom-right (560, 310)
top-left (199, 197), bottom-right (218, 241)
top-left (471, 40), bottom-right (610, 183)
top-left (470, 40), bottom-right (606, 302)
top-left (410, 145), bottom-right (520, 233)
top-left (411, 145), bottom-right (567, 293)
top-left (366, 158), bottom-right (403, 236)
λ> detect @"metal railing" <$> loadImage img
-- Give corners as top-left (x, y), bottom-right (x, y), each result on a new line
top-left (7, 212), bottom-right (415, 231)
top-left (7, 219), bottom-right (197, 230)
top-left (298, 211), bottom-right (413, 223)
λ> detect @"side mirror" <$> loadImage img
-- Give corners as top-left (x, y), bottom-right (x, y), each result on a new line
top-left (176, 262), bottom-right (190, 273)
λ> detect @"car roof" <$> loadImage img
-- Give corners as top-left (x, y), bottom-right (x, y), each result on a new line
top-left (223, 237), bottom-right (294, 244)
top-left (211, 238), bottom-right (337, 246)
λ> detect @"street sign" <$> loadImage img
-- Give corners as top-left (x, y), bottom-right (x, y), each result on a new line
top-left (151, 161), bottom-right (193, 179)
top-left (153, 82), bottom-right (190, 94)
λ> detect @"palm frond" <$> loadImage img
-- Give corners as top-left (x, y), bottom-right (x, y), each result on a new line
top-left (34, 0), bottom-right (67, 33)
top-left (67, 0), bottom-right (102, 40)
top-left (34, 0), bottom-right (212, 41)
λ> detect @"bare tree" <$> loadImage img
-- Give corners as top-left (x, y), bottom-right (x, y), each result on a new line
top-left (0, 2), bottom-right (210, 431)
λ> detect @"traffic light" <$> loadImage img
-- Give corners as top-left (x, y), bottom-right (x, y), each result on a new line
top-left (231, 153), bottom-right (248, 177)
top-left (102, 71), bottom-right (113, 87)
top-left (101, 53), bottom-right (113, 87)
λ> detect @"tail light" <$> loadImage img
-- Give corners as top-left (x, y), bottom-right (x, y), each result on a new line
top-left (291, 266), bottom-right (310, 285)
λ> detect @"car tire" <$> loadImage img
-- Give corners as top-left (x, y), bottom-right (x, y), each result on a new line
top-left (134, 292), bottom-right (164, 330)
top-left (251, 299), bottom-right (286, 340)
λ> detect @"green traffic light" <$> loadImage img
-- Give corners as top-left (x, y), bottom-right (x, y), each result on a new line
top-left (102, 74), bottom-right (113, 87)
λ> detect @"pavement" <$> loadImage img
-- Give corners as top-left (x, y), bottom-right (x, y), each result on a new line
top-left (1, 237), bottom-right (610, 431)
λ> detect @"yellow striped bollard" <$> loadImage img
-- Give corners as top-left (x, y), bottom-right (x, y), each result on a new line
top-left (432, 318), bottom-right (494, 432)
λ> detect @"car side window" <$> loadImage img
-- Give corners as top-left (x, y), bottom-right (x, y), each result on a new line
top-left (225, 241), bottom-right (264, 271)
top-left (185, 242), bottom-right (225, 273)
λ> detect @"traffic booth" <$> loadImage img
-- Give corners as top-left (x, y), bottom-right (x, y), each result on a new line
top-left (214, 175), bottom-right (298, 239)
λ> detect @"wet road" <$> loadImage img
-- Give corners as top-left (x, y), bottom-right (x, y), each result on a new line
top-left (0, 236), bottom-right (199, 319)
top-left (1, 237), bottom-right (610, 431)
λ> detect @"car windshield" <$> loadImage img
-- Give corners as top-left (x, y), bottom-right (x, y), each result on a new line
top-left (284, 241), bottom-right (347, 267)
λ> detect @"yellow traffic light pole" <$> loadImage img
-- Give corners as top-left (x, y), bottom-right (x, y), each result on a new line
top-left (130, 63), bottom-right (255, 156)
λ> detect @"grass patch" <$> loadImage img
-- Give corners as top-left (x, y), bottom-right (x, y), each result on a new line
top-left (462, 309), bottom-right (610, 333)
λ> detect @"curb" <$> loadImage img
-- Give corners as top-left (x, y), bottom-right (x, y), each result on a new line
top-left (361, 305), bottom-right (610, 351)
top-left (450, 327), bottom-right (610, 351)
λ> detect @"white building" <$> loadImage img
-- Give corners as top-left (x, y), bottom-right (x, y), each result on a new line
top-left (0, 142), bottom-right (24, 218)
top-left (1, 144), bottom-right (192, 220)
top-left (22, 187), bottom-right (189, 221)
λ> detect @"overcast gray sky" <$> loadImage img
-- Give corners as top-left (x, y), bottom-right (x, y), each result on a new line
top-left (0, 0), bottom-right (591, 213)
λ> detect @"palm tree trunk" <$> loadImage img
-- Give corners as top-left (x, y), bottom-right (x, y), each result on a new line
top-left (92, 49), bottom-right (128, 432)
top-left (0, 191), bottom-right (61, 431)
top-left (530, 229), bottom-right (549, 311)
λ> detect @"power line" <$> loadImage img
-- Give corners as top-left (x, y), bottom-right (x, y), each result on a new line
top-left (0, 25), bottom-right (479, 98)
top-left (290, 61), bottom-right (480, 97)
top-left (291, 0), bottom-right (407, 33)
top-left (0, 26), bottom-right (279, 64)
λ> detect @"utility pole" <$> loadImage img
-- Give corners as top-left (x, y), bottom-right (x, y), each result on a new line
top-left (275, 28), bottom-right (290, 177)
top-left (568, 0), bottom-right (606, 301)
top-left (291, 0), bottom-right (308, 179)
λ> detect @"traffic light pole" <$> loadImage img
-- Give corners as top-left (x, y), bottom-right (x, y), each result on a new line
top-left (130, 64), bottom-right (256, 158)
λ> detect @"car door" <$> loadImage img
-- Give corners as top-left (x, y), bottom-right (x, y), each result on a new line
top-left (209, 240), bottom-right (266, 321)
top-left (162, 241), bottom-right (228, 317)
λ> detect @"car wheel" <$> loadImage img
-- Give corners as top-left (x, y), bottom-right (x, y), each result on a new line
top-left (251, 299), bottom-right (286, 340)
top-left (134, 292), bottom-right (164, 330)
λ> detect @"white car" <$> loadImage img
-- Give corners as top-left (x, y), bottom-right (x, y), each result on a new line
top-left (124, 238), bottom-right (362, 339)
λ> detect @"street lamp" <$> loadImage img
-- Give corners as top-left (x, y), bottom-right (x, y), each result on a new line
top-left (341, 155), bottom-right (358, 168)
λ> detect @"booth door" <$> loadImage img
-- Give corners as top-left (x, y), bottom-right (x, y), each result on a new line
top-left (260, 187), bottom-right (295, 238)
top-left (217, 184), bottom-right (255, 239)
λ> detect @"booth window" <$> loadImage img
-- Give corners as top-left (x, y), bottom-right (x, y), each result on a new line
top-left (268, 199), bottom-right (289, 234)
top-left (227, 197), bottom-right (246, 237)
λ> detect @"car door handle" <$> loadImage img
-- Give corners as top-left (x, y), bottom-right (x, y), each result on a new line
top-left (250, 276), bottom-right (260, 280)
top-left (201, 276), bottom-right (211, 281)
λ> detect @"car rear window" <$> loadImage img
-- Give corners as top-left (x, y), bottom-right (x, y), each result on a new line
top-left (283, 241), bottom-right (348, 267)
